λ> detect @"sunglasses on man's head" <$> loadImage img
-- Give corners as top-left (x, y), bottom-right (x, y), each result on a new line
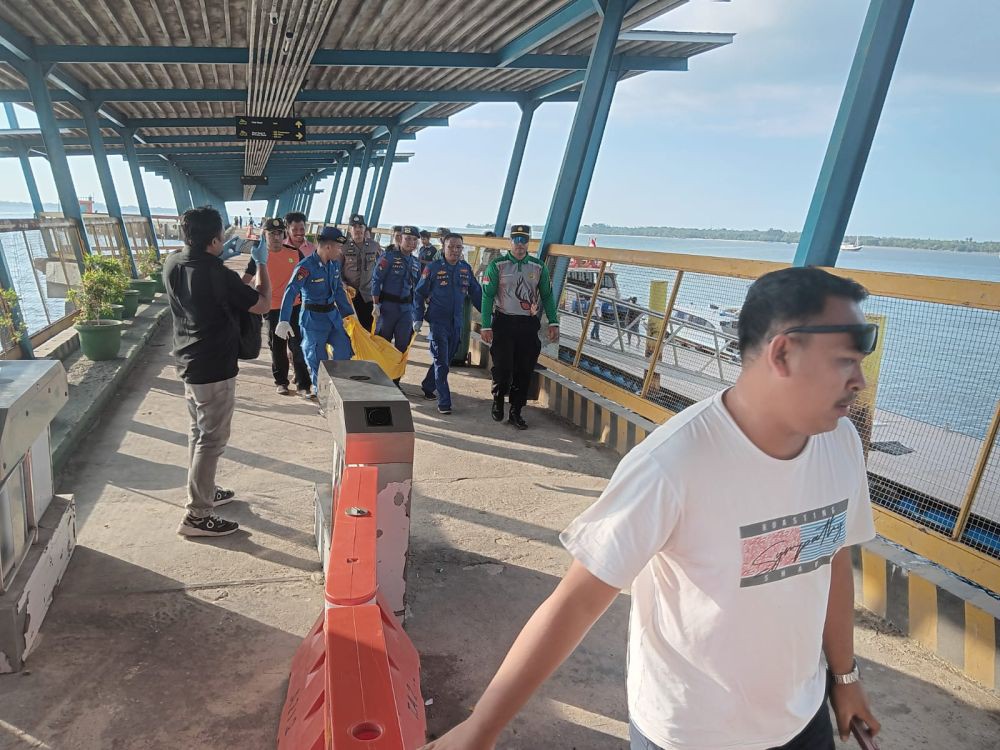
top-left (780, 323), bottom-right (879, 354)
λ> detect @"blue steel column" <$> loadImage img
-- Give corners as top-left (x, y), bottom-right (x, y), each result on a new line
top-left (167, 164), bottom-right (190, 213)
top-left (21, 61), bottom-right (92, 262)
top-left (80, 102), bottom-right (137, 277)
top-left (265, 198), bottom-right (276, 218)
top-left (118, 128), bottom-right (161, 257)
top-left (323, 165), bottom-right (344, 224)
top-left (537, 0), bottom-right (633, 300)
top-left (3, 104), bottom-right (44, 216)
top-left (336, 149), bottom-right (360, 223)
top-left (350, 140), bottom-right (374, 215)
top-left (794, 0), bottom-right (914, 267)
top-left (564, 65), bottom-right (621, 235)
top-left (370, 127), bottom-right (403, 227)
top-left (305, 176), bottom-right (318, 217)
top-left (365, 158), bottom-right (382, 221)
top-left (494, 101), bottom-right (538, 236)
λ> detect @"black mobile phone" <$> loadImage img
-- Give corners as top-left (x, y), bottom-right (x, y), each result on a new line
top-left (851, 718), bottom-right (880, 750)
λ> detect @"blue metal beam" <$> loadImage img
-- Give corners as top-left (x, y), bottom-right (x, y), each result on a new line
top-left (166, 163), bottom-right (190, 214)
top-left (323, 166), bottom-right (343, 224)
top-left (81, 101), bottom-right (137, 276)
top-left (21, 61), bottom-right (91, 263)
top-left (265, 198), bottom-right (276, 219)
top-left (336, 149), bottom-right (360, 224)
top-left (496, 0), bottom-right (597, 67)
top-left (32, 44), bottom-right (691, 73)
top-left (118, 128), bottom-right (161, 256)
top-left (101, 116), bottom-right (447, 129)
top-left (0, 19), bottom-right (131, 129)
top-left (84, 89), bottom-right (551, 104)
top-left (370, 128), bottom-right (403, 227)
top-left (494, 102), bottom-right (537, 236)
top-left (351, 141), bottom-right (374, 216)
top-left (364, 158), bottom-right (382, 221)
top-left (538, 0), bottom-right (633, 302)
top-left (794, 0), bottom-right (913, 267)
top-left (564, 70), bottom-right (619, 235)
top-left (3, 104), bottom-right (44, 215)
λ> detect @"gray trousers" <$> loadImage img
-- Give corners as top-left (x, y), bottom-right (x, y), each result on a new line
top-left (184, 377), bottom-right (236, 518)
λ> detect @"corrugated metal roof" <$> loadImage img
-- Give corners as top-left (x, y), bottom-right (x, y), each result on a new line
top-left (0, 0), bottom-right (732, 196)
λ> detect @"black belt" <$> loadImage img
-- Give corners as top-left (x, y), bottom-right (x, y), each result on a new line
top-left (380, 292), bottom-right (412, 304)
top-left (305, 302), bottom-right (337, 313)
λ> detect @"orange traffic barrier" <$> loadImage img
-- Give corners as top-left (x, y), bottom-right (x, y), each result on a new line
top-left (326, 467), bottom-right (378, 608)
top-left (279, 465), bottom-right (426, 749)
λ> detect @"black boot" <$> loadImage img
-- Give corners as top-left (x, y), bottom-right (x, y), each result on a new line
top-left (507, 407), bottom-right (527, 430)
top-left (491, 395), bottom-right (505, 422)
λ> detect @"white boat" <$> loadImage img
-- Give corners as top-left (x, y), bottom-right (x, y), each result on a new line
top-left (841, 236), bottom-right (863, 252)
top-left (668, 303), bottom-right (741, 361)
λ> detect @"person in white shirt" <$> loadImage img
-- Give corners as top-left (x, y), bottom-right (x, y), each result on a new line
top-left (421, 266), bottom-right (881, 750)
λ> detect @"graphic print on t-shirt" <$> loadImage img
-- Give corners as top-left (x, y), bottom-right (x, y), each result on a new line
top-left (739, 499), bottom-right (848, 587)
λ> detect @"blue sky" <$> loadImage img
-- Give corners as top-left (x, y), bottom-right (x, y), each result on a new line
top-left (2, 0), bottom-right (997, 240)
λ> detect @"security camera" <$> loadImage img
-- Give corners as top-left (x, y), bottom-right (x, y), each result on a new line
top-left (269, 0), bottom-right (279, 25)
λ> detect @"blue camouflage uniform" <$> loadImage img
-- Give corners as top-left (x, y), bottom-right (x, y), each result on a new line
top-left (414, 258), bottom-right (483, 411)
top-left (417, 243), bottom-right (439, 268)
top-left (371, 247), bottom-right (421, 352)
top-left (279, 252), bottom-right (355, 392)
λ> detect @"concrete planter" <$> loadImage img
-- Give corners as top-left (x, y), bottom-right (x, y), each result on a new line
top-left (75, 319), bottom-right (124, 361)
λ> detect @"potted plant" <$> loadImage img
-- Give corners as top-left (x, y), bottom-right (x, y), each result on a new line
top-left (0, 287), bottom-right (27, 356)
top-left (138, 250), bottom-right (165, 294)
top-left (68, 256), bottom-right (127, 361)
top-left (88, 255), bottom-right (137, 319)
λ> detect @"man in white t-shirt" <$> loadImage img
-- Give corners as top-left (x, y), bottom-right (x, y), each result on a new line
top-left (421, 266), bottom-right (881, 750)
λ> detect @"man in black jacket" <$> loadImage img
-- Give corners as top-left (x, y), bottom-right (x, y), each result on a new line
top-left (163, 207), bottom-right (271, 538)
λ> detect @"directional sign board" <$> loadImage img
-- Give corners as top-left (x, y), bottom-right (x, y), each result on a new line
top-left (235, 117), bottom-right (306, 142)
top-left (240, 175), bottom-right (269, 186)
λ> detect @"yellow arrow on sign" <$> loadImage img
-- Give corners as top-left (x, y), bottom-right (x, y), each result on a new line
top-left (294, 120), bottom-right (304, 128)
top-left (295, 132), bottom-right (304, 140)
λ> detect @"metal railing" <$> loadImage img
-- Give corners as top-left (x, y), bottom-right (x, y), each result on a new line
top-left (0, 217), bottom-right (90, 356)
top-left (539, 242), bottom-right (1000, 594)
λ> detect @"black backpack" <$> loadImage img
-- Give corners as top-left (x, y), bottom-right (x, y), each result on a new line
top-left (236, 305), bottom-right (263, 360)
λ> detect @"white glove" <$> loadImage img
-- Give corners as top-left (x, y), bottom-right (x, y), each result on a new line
top-left (412, 321), bottom-right (423, 334)
top-left (372, 303), bottom-right (381, 319)
top-left (274, 321), bottom-right (293, 339)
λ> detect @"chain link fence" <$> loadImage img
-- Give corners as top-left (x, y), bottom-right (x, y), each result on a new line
top-left (544, 243), bottom-right (1000, 579)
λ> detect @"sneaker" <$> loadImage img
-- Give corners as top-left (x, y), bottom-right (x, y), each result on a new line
top-left (276, 384), bottom-right (290, 395)
top-left (491, 396), bottom-right (505, 422)
top-left (438, 405), bottom-right (452, 415)
top-left (177, 514), bottom-right (239, 537)
top-left (305, 391), bottom-right (318, 401)
top-left (422, 390), bottom-right (436, 400)
top-left (508, 409), bottom-right (528, 430)
top-left (213, 486), bottom-right (236, 507)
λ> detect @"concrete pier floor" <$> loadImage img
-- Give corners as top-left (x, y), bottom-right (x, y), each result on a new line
top-left (1, 323), bottom-right (998, 749)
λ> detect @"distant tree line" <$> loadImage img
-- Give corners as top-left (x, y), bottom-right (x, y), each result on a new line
top-left (575, 224), bottom-right (999, 254)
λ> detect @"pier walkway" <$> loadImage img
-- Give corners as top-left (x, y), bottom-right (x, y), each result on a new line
top-left (1, 326), bottom-right (999, 749)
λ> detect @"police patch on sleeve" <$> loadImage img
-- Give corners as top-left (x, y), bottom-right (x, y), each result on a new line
top-left (296, 267), bottom-right (310, 281)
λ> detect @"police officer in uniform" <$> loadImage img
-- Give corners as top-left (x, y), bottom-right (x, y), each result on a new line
top-left (275, 226), bottom-right (356, 398)
top-left (480, 224), bottom-right (559, 429)
top-left (341, 213), bottom-right (380, 331)
top-left (413, 233), bottom-right (482, 414)
top-left (417, 230), bottom-right (439, 269)
top-left (371, 225), bottom-right (421, 353)
top-left (385, 225), bottom-right (403, 254)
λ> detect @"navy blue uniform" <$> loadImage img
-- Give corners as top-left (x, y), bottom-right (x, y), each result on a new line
top-left (279, 253), bottom-right (355, 392)
top-left (414, 259), bottom-right (483, 410)
top-left (371, 249), bottom-right (420, 352)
